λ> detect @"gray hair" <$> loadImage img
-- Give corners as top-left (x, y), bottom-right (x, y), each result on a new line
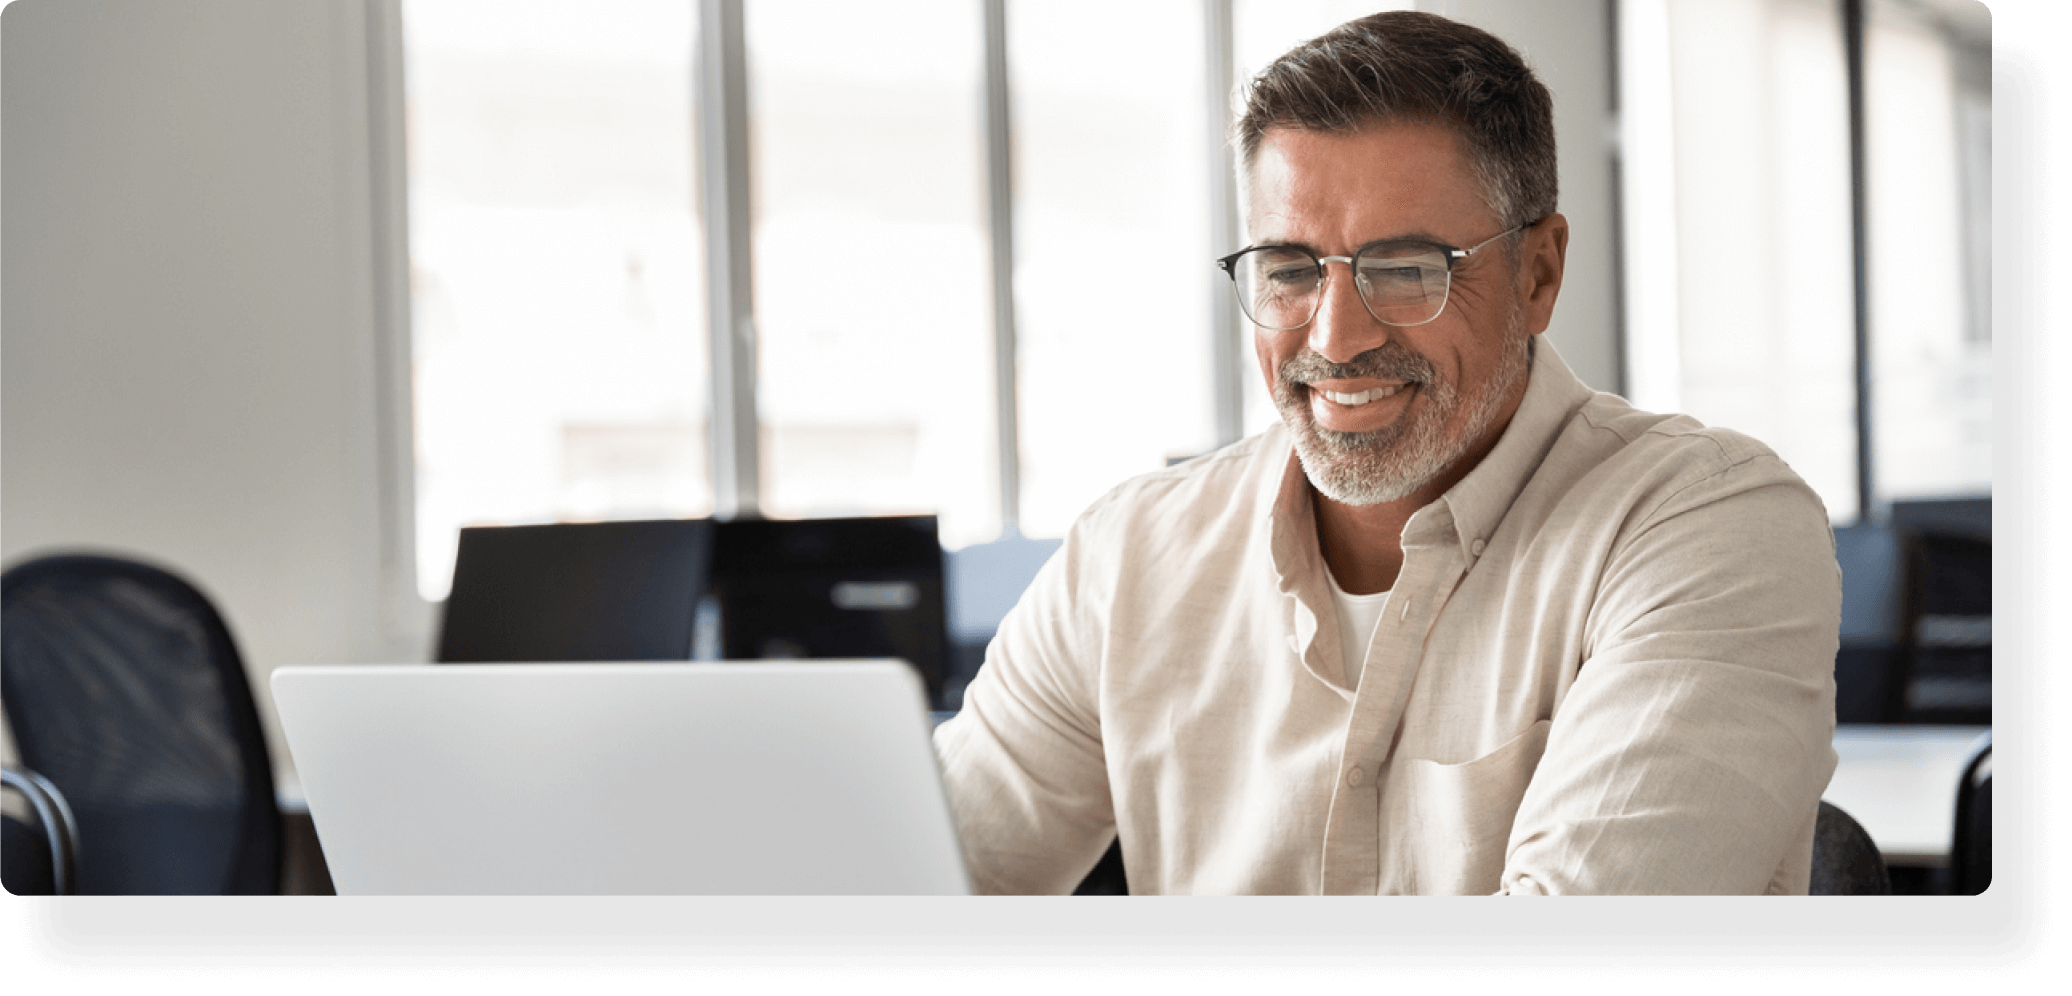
top-left (1234, 10), bottom-right (1557, 237)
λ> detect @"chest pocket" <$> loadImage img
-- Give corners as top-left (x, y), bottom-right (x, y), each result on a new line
top-left (1383, 719), bottom-right (1552, 894)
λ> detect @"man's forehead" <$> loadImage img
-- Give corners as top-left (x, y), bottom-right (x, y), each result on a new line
top-left (1243, 122), bottom-right (1485, 240)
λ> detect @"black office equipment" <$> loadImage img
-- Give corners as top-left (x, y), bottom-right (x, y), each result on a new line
top-left (707, 515), bottom-right (951, 708)
top-left (1892, 528), bottom-right (1991, 725)
top-left (1, 553), bottom-right (281, 894)
top-left (1833, 523), bottom-right (1907, 724)
top-left (435, 519), bottom-right (716, 663)
top-left (1832, 496), bottom-right (1991, 725)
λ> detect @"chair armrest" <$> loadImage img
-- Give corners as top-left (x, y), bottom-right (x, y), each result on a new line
top-left (2, 765), bottom-right (79, 895)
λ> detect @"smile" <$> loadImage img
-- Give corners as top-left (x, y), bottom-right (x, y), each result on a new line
top-left (1314, 384), bottom-right (1406, 406)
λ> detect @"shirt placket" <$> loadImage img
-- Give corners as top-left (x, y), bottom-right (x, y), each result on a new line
top-left (1316, 506), bottom-right (1468, 894)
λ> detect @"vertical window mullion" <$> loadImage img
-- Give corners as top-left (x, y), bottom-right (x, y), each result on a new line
top-left (1204, 0), bottom-right (1244, 450)
top-left (982, 0), bottom-right (1022, 538)
top-left (696, 0), bottom-right (762, 518)
top-left (1843, 0), bottom-right (1874, 521)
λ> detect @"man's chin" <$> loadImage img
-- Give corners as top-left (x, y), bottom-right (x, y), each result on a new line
top-left (1287, 418), bottom-right (1432, 507)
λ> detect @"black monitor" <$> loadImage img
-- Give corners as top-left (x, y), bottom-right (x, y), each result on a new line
top-left (707, 515), bottom-right (950, 708)
top-left (435, 519), bottom-right (716, 663)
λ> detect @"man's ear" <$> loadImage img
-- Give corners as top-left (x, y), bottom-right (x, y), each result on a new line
top-left (1520, 212), bottom-right (1568, 336)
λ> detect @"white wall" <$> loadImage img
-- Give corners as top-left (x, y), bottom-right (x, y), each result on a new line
top-left (1, 0), bottom-right (426, 777)
top-left (1419, 0), bottom-right (1624, 395)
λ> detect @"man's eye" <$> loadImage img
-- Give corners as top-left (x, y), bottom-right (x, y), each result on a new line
top-left (1358, 257), bottom-right (1442, 288)
top-left (1265, 265), bottom-right (1317, 286)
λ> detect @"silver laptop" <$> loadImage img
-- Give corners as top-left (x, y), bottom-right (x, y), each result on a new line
top-left (271, 661), bottom-right (971, 895)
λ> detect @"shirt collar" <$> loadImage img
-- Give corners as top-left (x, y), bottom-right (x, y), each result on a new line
top-left (1433, 336), bottom-right (1597, 559)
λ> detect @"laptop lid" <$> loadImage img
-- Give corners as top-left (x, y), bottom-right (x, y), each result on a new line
top-left (271, 661), bottom-right (970, 895)
top-left (435, 519), bottom-right (715, 663)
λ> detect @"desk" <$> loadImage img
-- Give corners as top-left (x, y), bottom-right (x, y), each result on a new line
top-left (269, 721), bottom-right (1989, 884)
top-left (1823, 725), bottom-right (1988, 867)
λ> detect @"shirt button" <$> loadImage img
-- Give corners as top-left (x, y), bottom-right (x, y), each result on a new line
top-left (1347, 767), bottom-right (1366, 788)
top-left (1470, 538), bottom-right (1487, 557)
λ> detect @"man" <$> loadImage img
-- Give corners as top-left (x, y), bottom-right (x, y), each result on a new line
top-left (934, 10), bottom-right (1839, 894)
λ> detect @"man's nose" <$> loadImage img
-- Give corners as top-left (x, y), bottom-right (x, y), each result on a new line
top-left (1307, 259), bottom-right (1390, 365)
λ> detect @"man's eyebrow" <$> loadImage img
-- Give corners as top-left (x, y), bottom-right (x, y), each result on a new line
top-left (1249, 231), bottom-right (1455, 253)
top-left (1353, 231), bottom-right (1452, 252)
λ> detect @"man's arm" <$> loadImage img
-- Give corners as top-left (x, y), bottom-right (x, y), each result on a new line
top-left (933, 525), bottom-right (1118, 895)
top-left (1500, 456), bottom-right (1842, 894)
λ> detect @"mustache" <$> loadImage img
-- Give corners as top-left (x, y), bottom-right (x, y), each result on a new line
top-left (1277, 343), bottom-right (1434, 388)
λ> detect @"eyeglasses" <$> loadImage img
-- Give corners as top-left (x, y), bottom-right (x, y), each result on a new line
top-left (1214, 221), bottom-right (1531, 330)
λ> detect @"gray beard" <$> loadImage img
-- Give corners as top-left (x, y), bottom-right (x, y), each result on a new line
top-left (1275, 321), bottom-right (1530, 507)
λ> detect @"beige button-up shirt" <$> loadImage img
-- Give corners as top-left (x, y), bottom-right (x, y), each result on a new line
top-left (934, 340), bottom-right (1841, 895)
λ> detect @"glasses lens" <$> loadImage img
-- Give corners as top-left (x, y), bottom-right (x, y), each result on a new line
top-left (1354, 246), bottom-right (1452, 325)
top-left (1231, 247), bottom-right (1321, 330)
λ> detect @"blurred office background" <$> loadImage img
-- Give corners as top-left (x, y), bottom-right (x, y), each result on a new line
top-left (3, 0), bottom-right (1989, 795)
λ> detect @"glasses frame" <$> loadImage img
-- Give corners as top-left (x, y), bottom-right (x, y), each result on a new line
top-left (1215, 219), bottom-right (1536, 330)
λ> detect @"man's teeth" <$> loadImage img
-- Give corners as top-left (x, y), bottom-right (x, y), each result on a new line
top-left (1317, 385), bottom-right (1404, 405)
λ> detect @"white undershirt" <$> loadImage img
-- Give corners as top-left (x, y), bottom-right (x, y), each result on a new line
top-left (1324, 565), bottom-right (1391, 691)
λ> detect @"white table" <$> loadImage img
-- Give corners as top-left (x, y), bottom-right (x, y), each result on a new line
top-left (1823, 725), bottom-right (1989, 867)
top-left (271, 722), bottom-right (1991, 865)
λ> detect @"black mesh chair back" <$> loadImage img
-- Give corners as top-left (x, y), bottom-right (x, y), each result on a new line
top-left (1810, 800), bottom-right (1891, 895)
top-left (1, 554), bottom-right (280, 894)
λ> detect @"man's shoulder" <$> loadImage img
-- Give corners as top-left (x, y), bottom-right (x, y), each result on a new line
top-left (1055, 427), bottom-right (1291, 572)
top-left (1573, 394), bottom-right (1780, 466)
top-left (1556, 392), bottom-right (1826, 518)
top-left (1079, 426), bottom-right (1286, 522)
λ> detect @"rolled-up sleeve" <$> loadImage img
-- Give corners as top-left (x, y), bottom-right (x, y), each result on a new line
top-left (933, 514), bottom-right (1118, 895)
top-left (1499, 456), bottom-right (1841, 895)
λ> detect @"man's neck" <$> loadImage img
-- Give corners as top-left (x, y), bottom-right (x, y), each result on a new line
top-left (1311, 488), bottom-right (1419, 595)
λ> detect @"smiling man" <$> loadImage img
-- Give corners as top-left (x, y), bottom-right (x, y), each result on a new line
top-left (934, 11), bottom-right (1840, 894)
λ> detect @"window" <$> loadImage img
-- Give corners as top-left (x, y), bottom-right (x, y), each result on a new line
top-left (401, 0), bottom-right (1988, 608)
top-left (743, 0), bottom-right (1000, 548)
top-left (402, 0), bottom-right (708, 599)
top-left (1864, 0), bottom-right (1991, 506)
top-left (1620, 0), bottom-right (1990, 522)
top-left (1626, 0), bottom-right (1861, 519)
top-left (1007, 0), bottom-right (1220, 537)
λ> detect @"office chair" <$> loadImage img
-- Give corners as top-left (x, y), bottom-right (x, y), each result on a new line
top-left (1073, 838), bottom-right (1128, 895)
top-left (3, 765), bottom-right (80, 895)
top-left (1809, 800), bottom-right (1891, 895)
top-left (1949, 731), bottom-right (1991, 895)
top-left (1, 554), bottom-right (281, 894)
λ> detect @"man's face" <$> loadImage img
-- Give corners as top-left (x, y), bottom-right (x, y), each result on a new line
top-left (1246, 122), bottom-right (1548, 507)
